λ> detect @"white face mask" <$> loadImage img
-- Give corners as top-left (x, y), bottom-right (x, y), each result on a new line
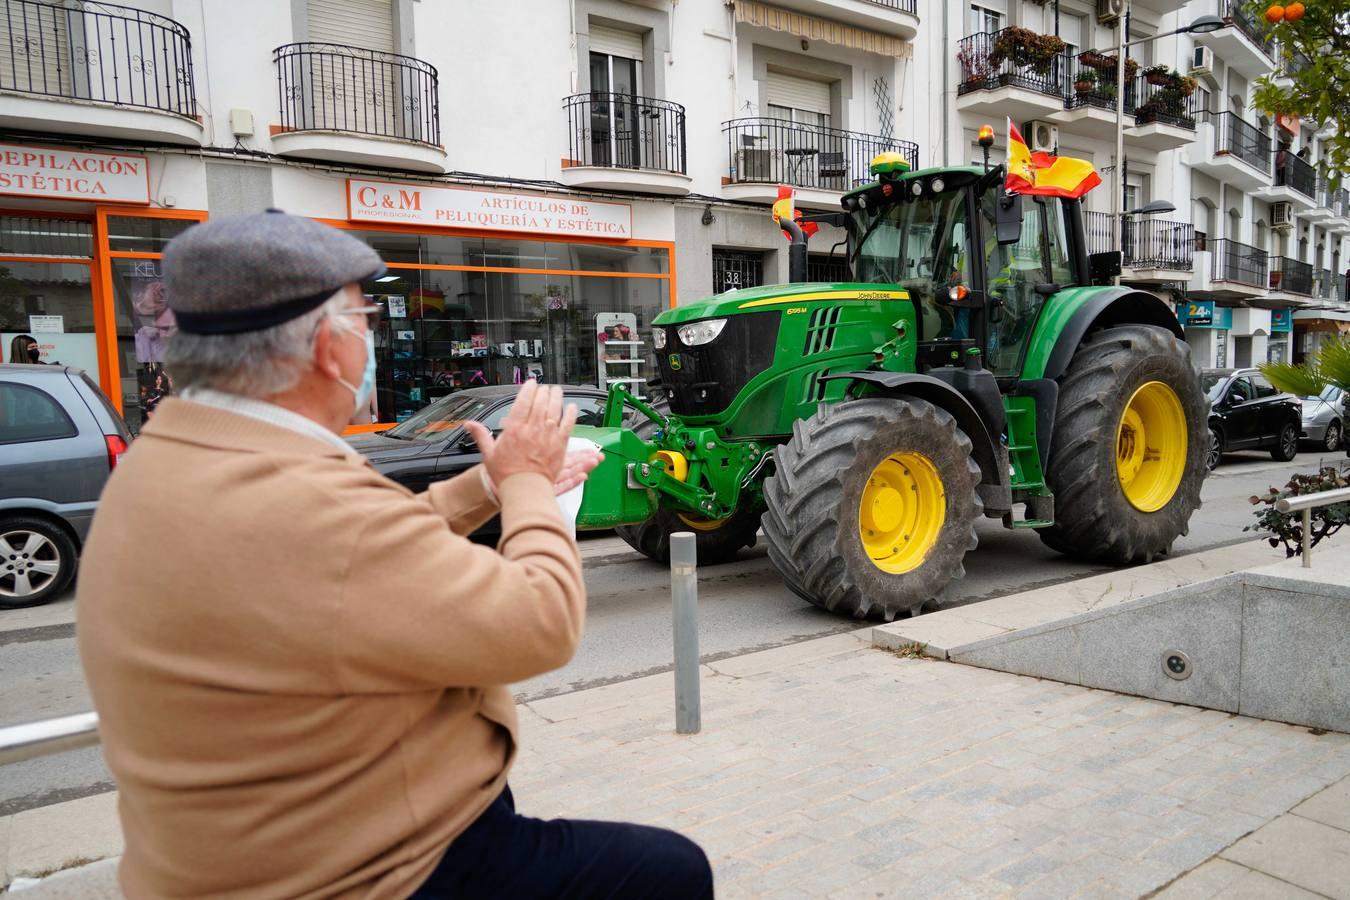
top-left (333, 321), bottom-right (377, 416)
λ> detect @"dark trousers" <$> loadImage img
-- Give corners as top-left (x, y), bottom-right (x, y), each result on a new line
top-left (411, 786), bottom-right (713, 899)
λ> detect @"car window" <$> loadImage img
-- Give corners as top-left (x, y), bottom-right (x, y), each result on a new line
top-left (1228, 377), bottom-right (1255, 403)
top-left (78, 372), bottom-right (130, 440)
top-left (385, 394), bottom-right (492, 443)
top-left (0, 383), bottom-right (78, 444)
top-left (1250, 374), bottom-right (1278, 398)
top-left (480, 402), bottom-right (512, 432)
top-left (571, 396), bottom-right (605, 427)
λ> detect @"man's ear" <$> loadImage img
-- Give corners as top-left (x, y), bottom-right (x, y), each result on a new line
top-left (311, 318), bottom-right (343, 382)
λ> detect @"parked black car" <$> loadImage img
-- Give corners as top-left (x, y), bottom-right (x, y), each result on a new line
top-left (346, 384), bottom-right (609, 537)
top-left (1202, 368), bottom-right (1303, 470)
top-left (1, 365), bottom-right (132, 607)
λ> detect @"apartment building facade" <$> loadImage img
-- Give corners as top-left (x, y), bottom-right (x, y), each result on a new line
top-left (0, 0), bottom-right (1344, 430)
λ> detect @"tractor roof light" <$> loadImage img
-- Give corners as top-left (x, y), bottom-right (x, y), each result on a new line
top-left (978, 125), bottom-right (995, 147)
top-left (869, 152), bottom-right (912, 177)
top-left (652, 328), bottom-right (667, 349)
top-left (910, 181), bottom-right (924, 197)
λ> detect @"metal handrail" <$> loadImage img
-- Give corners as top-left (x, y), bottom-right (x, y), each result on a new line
top-left (1276, 486), bottom-right (1350, 568)
top-left (722, 117), bottom-right (918, 191)
top-left (0, 712), bottom-right (99, 766)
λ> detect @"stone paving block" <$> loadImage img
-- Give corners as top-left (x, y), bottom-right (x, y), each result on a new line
top-left (1291, 774), bottom-right (1350, 832)
top-left (1240, 584), bottom-right (1350, 733)
top-left (1153, 858), bottom-right (1251, 899)
top-left (5, 793), bottom-right (122, 884)
top-left (1220, 814), bottom-right (1350, 900)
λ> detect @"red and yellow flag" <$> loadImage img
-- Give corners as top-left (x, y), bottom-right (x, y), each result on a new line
top-left (1004, 118), bottom-right (1101, 200)
top-left (771, 186), bottom-right (818, 240)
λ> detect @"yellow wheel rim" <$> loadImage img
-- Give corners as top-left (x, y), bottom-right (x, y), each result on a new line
top-left (1116, 381), bottom-right (1188, 513)
top-left (677, 513), bottom-right (729, 532)
top-left (859, 452), bottom-right (945, 575)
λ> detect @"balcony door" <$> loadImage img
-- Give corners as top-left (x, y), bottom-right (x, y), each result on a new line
top-left (766, 72), bottom-right (835, 188)
top-left (588, 26), bottom-right (644, 169)
top-left (304, 0), bottom-right (407, 139)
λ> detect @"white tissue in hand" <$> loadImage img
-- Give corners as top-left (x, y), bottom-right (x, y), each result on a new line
top-left (556, 437), bottom-right (599, 538)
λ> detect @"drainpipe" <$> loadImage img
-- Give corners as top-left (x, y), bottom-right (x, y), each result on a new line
top-left (728, 2), bottom-right (739, 118)
top-left (940, 0), bottom-right (949, 165)
top-left (569, 0), bottom-right (578, 94)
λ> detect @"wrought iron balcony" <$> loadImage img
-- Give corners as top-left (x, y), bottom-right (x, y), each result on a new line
top-left (723, 117), bottom-right (917, 192)
top-left (1210, 112), bottom-right (1272, 176)
top-left (863, 0), bottom-right (917, 13)
top-left (1133, 74), bottom-right (1198, 129)
top-left (1315, 268), bottom-right (1334, 301)
top-left (1270, 257), bottom-right (1313, 296)
top-left (1084, 212), bottom-right (1194, 271)
top-left (1219, 0), bottom-right (1273, 53)
top-left (1274, 151), bottom-right (1316, 200)
top-left (0, 0), bottom-right (196, 117)
top-left (563, 93), bottom-right (685, 175)
top-left (956, 29), bottom-right (1065, 100)
top-left (273, 42), bottom-right (438, 145)
top-left (1210, 238), bottom-right (1268, 288)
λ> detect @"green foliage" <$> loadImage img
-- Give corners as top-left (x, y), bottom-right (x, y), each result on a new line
top-left (1261, 335), bottom-right (1350, 396)
top-left (1249, 0), bottom-right (1350, 177)
top-left (989, 28), bottom-right (1067, 75)
top-left (1245, 466), bottom-right (1350, 557)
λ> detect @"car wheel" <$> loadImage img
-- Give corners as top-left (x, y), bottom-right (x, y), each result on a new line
top-left (1324, 420), bottom-right (1343, 453)
top-left (0, 518), bottom-right (78, 609)
top-left (1207, 427), bottom-right (1223, 471)
top-left (1271, 423), bottom-right (1299, 462)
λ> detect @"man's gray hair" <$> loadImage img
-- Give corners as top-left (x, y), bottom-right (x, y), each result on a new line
top-left (165, 291), bottom-right (348, 397)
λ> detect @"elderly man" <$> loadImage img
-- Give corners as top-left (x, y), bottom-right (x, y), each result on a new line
top-left (77, 212), bottom-right (712, 899)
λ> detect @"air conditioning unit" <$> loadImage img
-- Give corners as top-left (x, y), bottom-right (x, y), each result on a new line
top-left (734, 148), bottom-right (774, 181)
top-left (1026, 120), bottom-right (1058, 154)
top-left (1097, 0), bottom-right (1126, 25)
top-left (1191, 46), bottom-right (1214, 76)
top-left (1271, 201), bottom-right (1294, 229)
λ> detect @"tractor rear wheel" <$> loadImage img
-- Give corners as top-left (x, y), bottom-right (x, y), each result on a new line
top-left (1038, 324), bottom-right (1207, 564)
top-left (614, 401), bottom-right (760, 565)
top-left (761, 398), bottom-right (981, 620)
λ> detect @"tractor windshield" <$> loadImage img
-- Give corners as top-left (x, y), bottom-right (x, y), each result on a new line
top-left (850, 188), bottom-right (972, 340)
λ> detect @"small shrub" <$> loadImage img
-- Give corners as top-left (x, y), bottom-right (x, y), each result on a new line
top-left (1245, 466), bottom-right (1350, 557)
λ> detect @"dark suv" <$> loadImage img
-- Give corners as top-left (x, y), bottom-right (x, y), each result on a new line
top-left (1202, 368), bottom-right (1303, 470)
top-left (0, 365), bottom-right (130, 608)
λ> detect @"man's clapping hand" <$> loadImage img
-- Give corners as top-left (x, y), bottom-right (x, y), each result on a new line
top-left (463, 381), bottom-right (604, 496)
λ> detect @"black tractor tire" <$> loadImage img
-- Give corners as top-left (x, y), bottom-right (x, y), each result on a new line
top-left (1038, 324), bottom-right (1208, 564)
top-left (761, 398), bottom-right (981, 620)
top-left (1270, 422), bottom-right (1299, 461)
top-left (614, 400), bottom-right (760, 565)
top-left (0, 516), bottom-right (78, 609)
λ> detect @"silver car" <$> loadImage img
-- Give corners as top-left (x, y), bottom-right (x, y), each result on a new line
top-left (1, 365), bottom-right (131, 608)
top-left (1299, 385), bottom-right (1345, 452)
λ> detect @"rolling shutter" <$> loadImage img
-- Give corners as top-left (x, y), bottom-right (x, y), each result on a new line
top-left (766, 71), bottom-right (831, 115)
top-left (307, 0), bottom-right (395, 53)
top-left (589, 24), bottom-right (644, 61)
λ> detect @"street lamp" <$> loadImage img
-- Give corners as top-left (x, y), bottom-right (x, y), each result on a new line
top-left (1130, 200), bottom-right (1177, 216)
top-left (1111, 9), bottom-right (1229, 283)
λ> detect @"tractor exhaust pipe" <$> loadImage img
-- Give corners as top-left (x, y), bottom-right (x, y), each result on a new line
top-left (781, 217), bottom-right (809, 283)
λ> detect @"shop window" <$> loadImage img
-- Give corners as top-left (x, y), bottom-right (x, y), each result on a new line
top-left (0, 261), bottom-right (98, 371)
top-left (0, 383), bottom-right (77, 444)
top-left (0, 216), bottom-right (92, 258)
top-left (713, 250), bottom-right (764, 294)
top-left (105, 216), bottom-right (198, 253)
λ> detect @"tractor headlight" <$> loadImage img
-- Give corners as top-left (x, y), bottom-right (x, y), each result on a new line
top-left (652, 328), bottom-right (667, 349)
top-left (677, 319), bottom-right (727, 346)
top-left (930, 176), bottom-right (946, 194)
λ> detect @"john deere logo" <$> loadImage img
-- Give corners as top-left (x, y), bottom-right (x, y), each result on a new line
top-left (668, 354), bottom-right (683, 371)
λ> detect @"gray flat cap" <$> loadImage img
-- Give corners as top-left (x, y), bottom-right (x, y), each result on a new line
top-left (164, 210), bottom-right (384, 335)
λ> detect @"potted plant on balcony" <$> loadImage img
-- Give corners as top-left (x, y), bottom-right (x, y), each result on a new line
top-left (1144, 64), bottom-right (1171, 86)
top-left (988, 27), bottom-right (1066, 77)
top-left (957, 42), bottom-right (994, 85)
top-left (1079, 48), bottom-right (1110, 68)
top-left (1074, 69), bottom-right (1097, 95)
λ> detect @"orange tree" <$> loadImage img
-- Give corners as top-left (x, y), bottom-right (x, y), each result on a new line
top-left (1250, 0), bottom-right (1350, 175)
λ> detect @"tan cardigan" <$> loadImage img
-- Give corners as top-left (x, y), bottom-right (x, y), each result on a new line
top-left (77, 399), bottom-right (586, 899)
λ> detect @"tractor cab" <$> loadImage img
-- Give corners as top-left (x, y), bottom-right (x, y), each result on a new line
top-left (840, 156), bottom-right (1091, 382)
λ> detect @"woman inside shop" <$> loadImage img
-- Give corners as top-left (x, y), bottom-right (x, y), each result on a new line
top-left (6, 334), bottom-right (42, 365)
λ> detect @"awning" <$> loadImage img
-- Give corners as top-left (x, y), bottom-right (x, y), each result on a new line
top-left (1294, 318), bottom-right (1350, 333)
top-left (734, 0), bottom-right (912, 59)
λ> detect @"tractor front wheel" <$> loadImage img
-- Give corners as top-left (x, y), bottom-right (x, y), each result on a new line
top-left (1038, 324), bottom-right (1207, 564)
top-left (761, 398), bottom-right (981, 620)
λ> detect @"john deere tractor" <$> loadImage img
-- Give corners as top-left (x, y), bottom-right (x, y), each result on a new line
top-left (573, 154), bottom-right (1208, 620)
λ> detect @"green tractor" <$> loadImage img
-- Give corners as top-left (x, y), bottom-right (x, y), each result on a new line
top-left (573, 155), bottom-right (1208, 620)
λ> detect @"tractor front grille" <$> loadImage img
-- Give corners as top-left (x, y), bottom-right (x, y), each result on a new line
top-left (657, 311), bottom-right (780, 417)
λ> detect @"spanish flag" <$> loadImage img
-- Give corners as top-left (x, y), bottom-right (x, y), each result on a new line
top-left (771, 186), bottom-right (818, 239)
top-left (1005, 118), bottom-right (1101, 199)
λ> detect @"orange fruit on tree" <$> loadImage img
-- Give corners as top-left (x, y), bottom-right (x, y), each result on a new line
top-left (1265, 4), bottom-right (1285, 22)
top-left (1284, 2), bottom-right (1305, 20)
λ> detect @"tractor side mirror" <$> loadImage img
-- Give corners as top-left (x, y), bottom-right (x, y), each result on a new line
top-left (995, 193), bottom-right (1023, 245)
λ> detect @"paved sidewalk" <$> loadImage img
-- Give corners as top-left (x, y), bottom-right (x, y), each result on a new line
top-left (8, 629), bottom-right (1350, 896)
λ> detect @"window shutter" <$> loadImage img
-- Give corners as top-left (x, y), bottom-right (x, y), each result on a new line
top-left (765, 72), bottom-right (831, 115)
top-left (307, 0), bottom-right (395, 53)
top-left (589, 24), bottom-right (644, 61)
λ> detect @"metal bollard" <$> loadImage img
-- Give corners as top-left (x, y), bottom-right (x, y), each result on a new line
top-left (670, 532), bottom-right (701, 734)
top-left (1303, 507), bottom-right (1312, 569)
